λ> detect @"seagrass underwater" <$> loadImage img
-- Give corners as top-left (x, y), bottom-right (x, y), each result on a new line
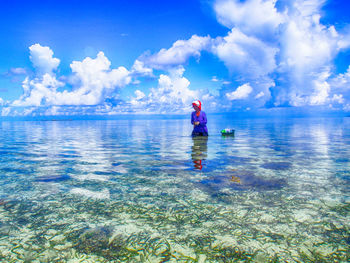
top-left (0, 116), bottom-right (348, 261)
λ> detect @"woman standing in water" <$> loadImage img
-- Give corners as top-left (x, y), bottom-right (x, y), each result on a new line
top-left (191, 100), bottom-right (208, 136)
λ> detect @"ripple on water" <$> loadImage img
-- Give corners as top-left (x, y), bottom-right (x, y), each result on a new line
top-left (261, 161), bottom-right (292, 170)
top-left (0, 118), bottom-right (348, 262)
top-left (35, 174), bottom-right (71, 183)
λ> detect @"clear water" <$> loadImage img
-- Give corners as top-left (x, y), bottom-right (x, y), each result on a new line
top-left (0, 117), bottom-right (349, 262)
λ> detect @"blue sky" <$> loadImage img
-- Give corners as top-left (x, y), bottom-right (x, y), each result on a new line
top-left (0, 0), bottom-right (350, 116)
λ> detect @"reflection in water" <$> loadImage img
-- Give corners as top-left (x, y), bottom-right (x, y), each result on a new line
top-left (0, 118), bottom-right (349, 262)
top-left (191, 136), bottom-right (208, 170)
top-left (230, 175), bottom-right (241, 183)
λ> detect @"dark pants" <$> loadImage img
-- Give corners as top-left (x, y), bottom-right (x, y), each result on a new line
top-left (192, 131), bottom-right (208, 136)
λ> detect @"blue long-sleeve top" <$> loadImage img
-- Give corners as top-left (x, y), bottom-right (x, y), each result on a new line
top-left (191, 111), bottom-right (208, 136)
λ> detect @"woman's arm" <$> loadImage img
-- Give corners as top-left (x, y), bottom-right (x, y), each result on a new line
top-left (191, 112), bottom-right (194, 124)
top-left (199, 112), bottom-right (207, 125)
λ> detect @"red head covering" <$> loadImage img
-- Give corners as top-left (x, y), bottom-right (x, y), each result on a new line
top-left (192, 100), bottom-right (201, 110)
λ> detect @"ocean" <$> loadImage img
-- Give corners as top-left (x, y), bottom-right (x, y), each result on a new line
top-left (0, 116), bottom-right (349, 262)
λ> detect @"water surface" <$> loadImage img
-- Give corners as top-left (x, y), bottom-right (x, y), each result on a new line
top-left (0, 117), bottom-right (349, 262)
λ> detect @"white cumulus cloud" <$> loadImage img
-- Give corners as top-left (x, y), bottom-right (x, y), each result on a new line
top-left (213, 28), bottom-right (278, 79)
top-left (214, 0), bottom-right (283, 39)
top-left (330, 66), bottom-right (350, 91)
top-left (141, 35), bottom-right (212, 69)
top-left (131, 60), bottom-right (153, 77)
top-left (274, 0), bottom-right (348, 107)
top-left (12, 74), bottom-right (64, 106)
top-left (129, 66), bottom-right (200, 113)
top-left (5, 0), bottom-right (350, 115)
top-left (309, 71), bottom-right (331, 105)
top-left (226, 83), bottom-right (253, 100)
top-left (328, 66), bottom-right (350, 109)
top-left (331, 94), bottom-right (344, 104)
top-left (134, 90), bottom-right (146, 100)
top-left (29, 44), bottom-right (60, 75)
top-left (12, 50), bottom-right (132, 107)
top-left (255, 91), bottom-right (265, 99)
top-left (130, 90), bottom-right (146, 106)
top-left (213, 0), bottom-right (350, 109)
top-left (65, 51), bottom-right (131, 105)
top-left (1, 107), bottom-right (11, 116)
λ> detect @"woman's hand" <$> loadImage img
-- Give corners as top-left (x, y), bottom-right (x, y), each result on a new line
top-left (194, 121), bottom-right (200, 126)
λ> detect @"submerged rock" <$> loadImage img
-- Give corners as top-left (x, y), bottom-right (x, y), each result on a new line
top-left (198, 169), bottom-right (287, 197)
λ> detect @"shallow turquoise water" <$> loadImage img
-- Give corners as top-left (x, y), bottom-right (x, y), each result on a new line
top-left (0, 117), bottom-right (349, 262)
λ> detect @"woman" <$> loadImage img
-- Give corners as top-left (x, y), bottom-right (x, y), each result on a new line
top-left (191, 100), bottom-right (208, 136)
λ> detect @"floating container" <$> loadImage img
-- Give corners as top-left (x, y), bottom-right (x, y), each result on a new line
top-left (221, 128), bottom-right (235, 136)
